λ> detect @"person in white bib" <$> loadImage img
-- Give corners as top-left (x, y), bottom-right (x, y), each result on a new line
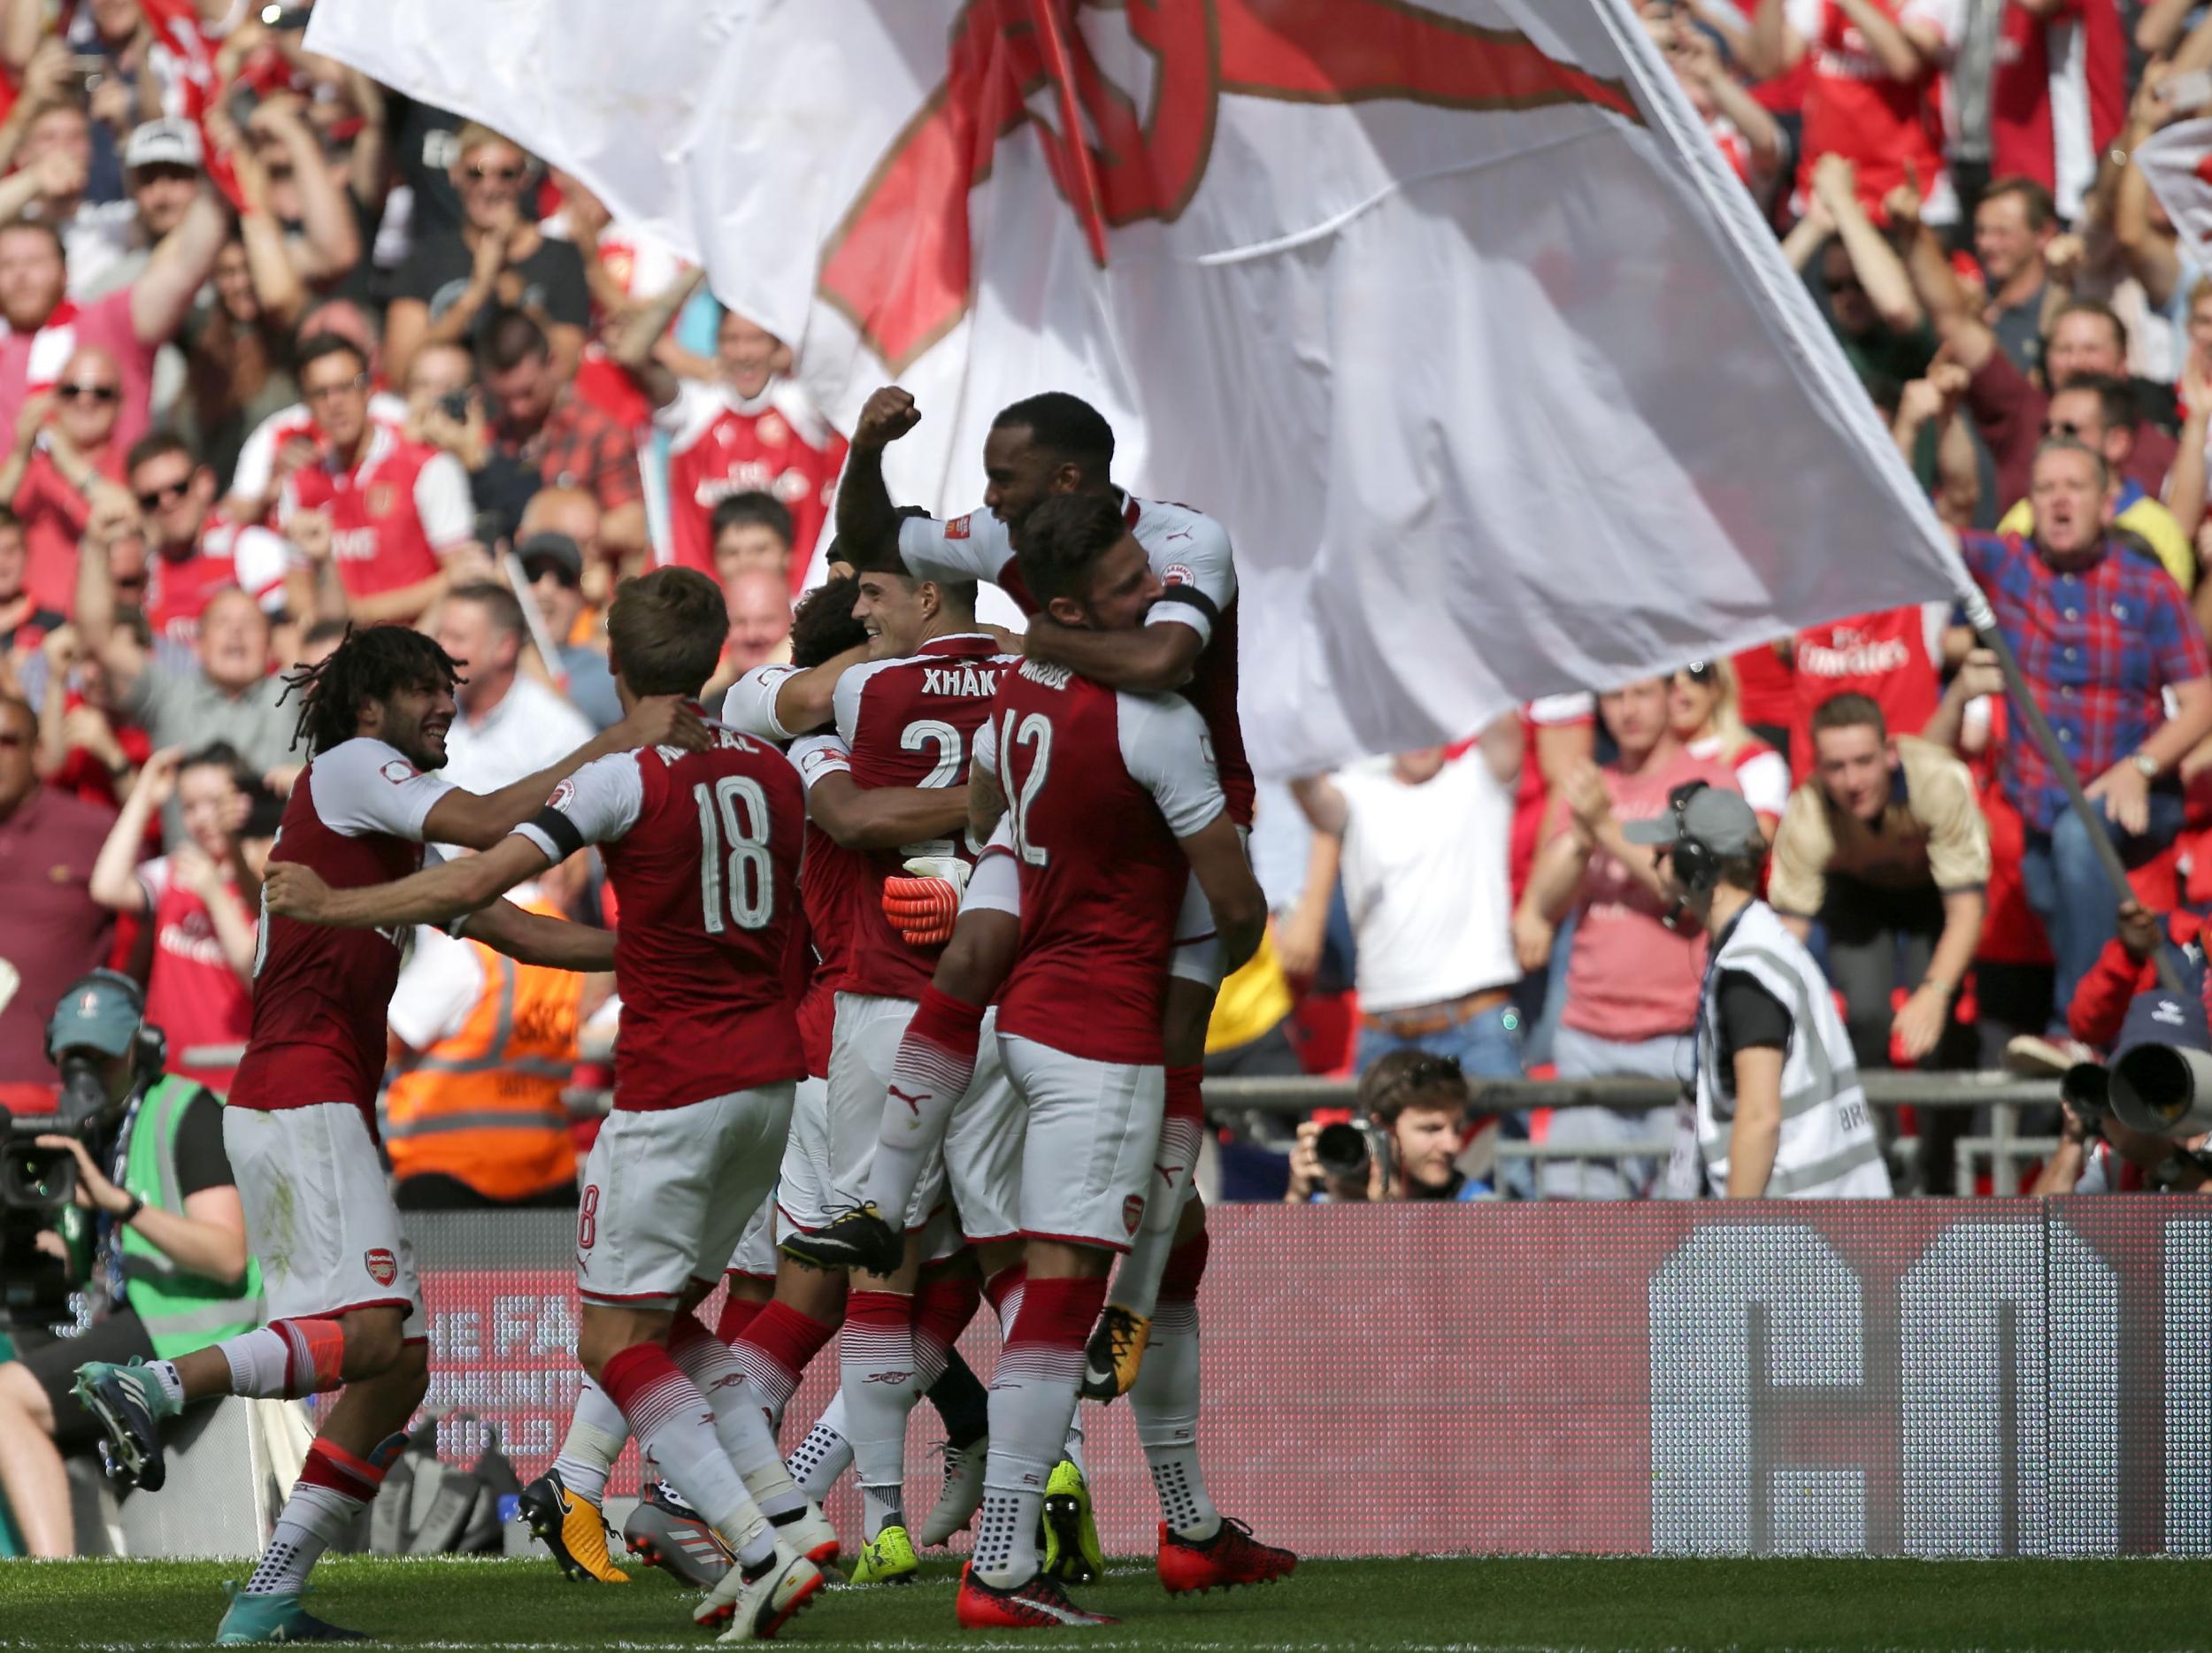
top-left (1625, 781), bottom-right (1893, 1201)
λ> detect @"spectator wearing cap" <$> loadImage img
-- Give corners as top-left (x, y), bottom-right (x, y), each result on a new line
top-left (472, 308), bottom-right (645, 563)
top-left (384, 124), bottom-right (589, 385)
top-left (1515, 678), bottom-right (1740, 1200)
top-left (70, 116), bottom-right (206, 302)
top-left (1953, 438), bottom-right (2212, 1034)
top-left (3, 342), bottom-right (133, 612)
top-left (1770, 694), bottom-right (1987, 1191)
top-left (431, 580), bottom-right (592, 797)
top-left (517, 529), bottom-right (619, 730)
top-left (1632, 781), bottom-right (1892, 1201)
top-left (0, 154), bottom-right (225, 453)
top-left (1289, 722), bottom-right (1525, 1081)
top-left (0, 691), bottom-right (115, 1103)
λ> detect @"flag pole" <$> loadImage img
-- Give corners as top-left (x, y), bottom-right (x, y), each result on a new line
top-left (1957, 584), bottom-right (2185, 997)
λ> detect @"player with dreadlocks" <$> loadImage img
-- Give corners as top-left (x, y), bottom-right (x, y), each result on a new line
top-left (74, 622), bottom-right (703, 1646)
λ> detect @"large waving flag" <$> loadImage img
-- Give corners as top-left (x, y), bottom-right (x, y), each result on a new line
top-left (307, 0), bottom-right (1965, 776)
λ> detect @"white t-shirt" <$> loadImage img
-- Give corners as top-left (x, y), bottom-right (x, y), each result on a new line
top-left (439, 675), bottom-right (595, 801)
top-left (1333, 749), bottom-right (1517, 1014)
top-left (387, 923), bottom-right (487, 1050)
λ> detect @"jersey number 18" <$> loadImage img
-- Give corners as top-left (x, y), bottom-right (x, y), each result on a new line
top-left (695, 776), bottom-right (775, 934)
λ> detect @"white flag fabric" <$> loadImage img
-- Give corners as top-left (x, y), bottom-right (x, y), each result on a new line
top-left (2139, 120), bottom-right (2212, 288)
top-left (310, 0), bottom-right (1966, 777)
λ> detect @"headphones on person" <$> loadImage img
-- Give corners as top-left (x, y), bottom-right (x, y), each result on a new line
top-left (42, 968), bottom-right (166, 1081)
top-left (1663, 780), bottom-right (1721, 896)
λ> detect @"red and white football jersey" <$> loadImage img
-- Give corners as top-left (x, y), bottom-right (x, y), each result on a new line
top-left (514, 720), bottom-right (805, 1111)
top-left (279, 423), bottom-right (472, 603)
top-left (142, 518), bottom-right (291, 644)
top-left (1989, 0), bottom-right (2125, 223)
top-left (984, 659), bottom-right (1225, 1066)
top-left (898, 490), bottom-right (1253, 828)
top-left (1794, 0), bottom-right (1960, 221)
top-left (136, 855), bottom-right (255, 1091)
top-left (833, 634), bottom-right (1018, 1002)
top-left (1789, 604), bottom-right (1944, 781)
top-left (229, 391), bottom-right (408, 520)
top-left (658, 378), bottom-right (846, 595)
top-left (230, 738), bottom-right (457, 1120)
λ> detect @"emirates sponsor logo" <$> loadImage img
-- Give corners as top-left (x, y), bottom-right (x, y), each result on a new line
top-left (1800, 636), bottom-right (1909, 679)
top-left (158, 920), bottom-right (231, 968)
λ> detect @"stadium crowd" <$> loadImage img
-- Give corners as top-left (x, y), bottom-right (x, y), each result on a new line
top-left (4, 0), bottom-right (2212, 1224)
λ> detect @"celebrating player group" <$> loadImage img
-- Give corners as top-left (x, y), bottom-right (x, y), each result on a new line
top-left (68, 383), bottom-right (1297, 1642)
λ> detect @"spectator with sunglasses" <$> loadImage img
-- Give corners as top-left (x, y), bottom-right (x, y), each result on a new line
top-left (1284, 1050), bottom-right (1486, 1203)
top-left (517, 528), bottom-right (620, 730)
top-left (383, 124), bottom-right (589, 387)
top-left (124, 433), bottom-right (291, 646)
top-left (4, 343), bottom-right (132, 612)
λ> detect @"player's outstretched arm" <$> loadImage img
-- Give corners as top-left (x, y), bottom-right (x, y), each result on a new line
top-left (1179, 813), bottom-right (1266, 977)
top-left (808, 771), bottom-right (970, 851)
top-left (836, 386), bottom-right (921, 572)
top-left (265, 836), bottom-right (552, 929)
top-left (423, 695), bottom-right (706, 850)
top-left (765, 646), bottom-right (870, 738)
top-left (1025, 614), bottom-right (1199, 696)
top-left (459, 898), bottom-right (616, 972)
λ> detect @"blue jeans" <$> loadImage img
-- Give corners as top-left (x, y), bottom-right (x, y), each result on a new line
top-left (1356, 1003), bottom-right (1529, 1196)
top-left (2020, 791), bottom-right (2186, 1035)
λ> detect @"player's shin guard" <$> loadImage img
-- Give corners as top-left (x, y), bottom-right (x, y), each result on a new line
top-left (841, 1289), bottom-right (921, 1539)
top-left (732, 1302), bottom-right (837, 1430)
top-left (550, 1377), bottom-right (629, 1506)
top-left (863, 988), bottom-right (986, 1221)
top-left (600, 1342), bottom-right (775, 1568)
top-left (1132, 1232), bottom-right (1217, 1541)
top-left (667, 1311), bottom-right (804, 1518)
top-left (245, 1432), bottom-right (403, 1596)
top-left (972, 1274), bottom-right (1110, 1588)
top-left (216, 1319), bottom-right (348, 1399)
top-left (1110, 1068), bottom-right (1204, 1320)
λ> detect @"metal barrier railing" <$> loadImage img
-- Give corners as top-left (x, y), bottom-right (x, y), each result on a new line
top-left (174, 1048), bottom-right (2065, 1198)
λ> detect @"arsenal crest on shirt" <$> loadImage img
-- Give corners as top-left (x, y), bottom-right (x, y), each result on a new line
top-left (365, 483), bottom-right (396, 520)
top-left (364, 1247), bottom-right (399, 1286)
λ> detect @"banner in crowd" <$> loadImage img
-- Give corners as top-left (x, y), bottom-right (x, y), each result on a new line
top-left (306, 0), bottom-right (1965, 776)
top-left (407, 1199), bottom-right (2210, 1557)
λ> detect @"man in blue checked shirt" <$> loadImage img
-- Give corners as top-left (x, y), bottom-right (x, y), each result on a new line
top-left (1955, 438), bottom-right (2212, 1036)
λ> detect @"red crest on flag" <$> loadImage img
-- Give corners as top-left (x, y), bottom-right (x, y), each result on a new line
top-left (818, 0), bottom-right (1640, 372)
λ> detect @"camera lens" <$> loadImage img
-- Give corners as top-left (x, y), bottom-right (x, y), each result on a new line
top-left (1314, 1121), bottom-right (1371, 1181)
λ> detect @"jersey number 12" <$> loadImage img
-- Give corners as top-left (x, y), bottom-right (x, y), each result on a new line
top-left (1000, 710), bottom-right (1053, 867)
top-left (695, 777), bottom-right (774, 934)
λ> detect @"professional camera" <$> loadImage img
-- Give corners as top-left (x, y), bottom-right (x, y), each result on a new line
top-left (2107, 985), bottom-right (2212, 1142)
top-left (0, 972), bottom-right (162, 1322)
top-left (1313, 1118), bottom-right (1392, 1184)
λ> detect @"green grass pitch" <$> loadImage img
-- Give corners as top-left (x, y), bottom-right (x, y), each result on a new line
top-left (1, 1553), bottom-right (2208, 1650)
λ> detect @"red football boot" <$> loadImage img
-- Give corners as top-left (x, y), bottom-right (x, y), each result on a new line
top-left (1157, 1518), bottom-right (1298, 1595)
top-left (956, 1561), bottom-right (1119, 1628)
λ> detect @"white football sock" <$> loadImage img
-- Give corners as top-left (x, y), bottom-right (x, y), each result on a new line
top-left (549, 1379), bottom-right (627, 1505)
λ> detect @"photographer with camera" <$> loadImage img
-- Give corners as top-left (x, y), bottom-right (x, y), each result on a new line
top-left (1285, 1051), bottom-right (1486, 1203)
top-left (0, 970), bottom-right (255, 1556)
top-left (1627, 781), bottom-right (1892, 1200)
top-left (2034, 988), bottom-right (2212, 1196)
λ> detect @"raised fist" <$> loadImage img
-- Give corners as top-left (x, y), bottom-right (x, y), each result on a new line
top-left (853, 386), bottom-right (921, 452)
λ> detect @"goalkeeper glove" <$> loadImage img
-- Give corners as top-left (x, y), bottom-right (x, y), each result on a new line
top-left (883, 856), bottom-right (970, 946)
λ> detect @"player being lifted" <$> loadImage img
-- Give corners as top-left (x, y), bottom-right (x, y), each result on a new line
top-left (261, 570), bottom-right (839, 1643)
top-left (954, 492), bottom-right (1279, 1627)
top-left (791, 388), bottom-right (1249, 1396)
top-left (72, 622), bottom-right (703, 1645)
